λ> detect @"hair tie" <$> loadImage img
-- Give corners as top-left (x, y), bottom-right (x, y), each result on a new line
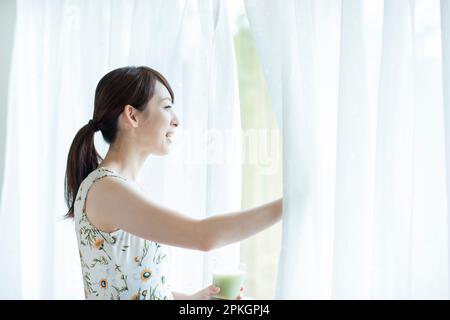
top-left (88, 119), bottom-right (99, 132)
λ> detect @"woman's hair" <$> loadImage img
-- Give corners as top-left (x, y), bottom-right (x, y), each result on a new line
top-left (64, 66), bottom-right (174, 219)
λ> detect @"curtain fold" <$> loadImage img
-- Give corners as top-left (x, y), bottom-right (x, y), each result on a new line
top-left (245, 0), bottom-right (449, 299)
top-left (0, 0), bottom-right (20, 299)
top-left (441, 0), bottom-right (450, 297)
top-left (371, 0), bottom-right (415, 298)
top-left (332, 0), bottom-right (372, 299)
top-left (0, 0), bottom-right (241, 299)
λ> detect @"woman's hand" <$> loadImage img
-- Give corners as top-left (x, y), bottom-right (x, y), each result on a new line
top-left (190, 285), bottom-right (220, 300)
top-left (190, 284), bottom-right (244, 300)
top-left (236, 286), bottom-right (244, 300)
top-left (202, 197), bottom-right (283, 251)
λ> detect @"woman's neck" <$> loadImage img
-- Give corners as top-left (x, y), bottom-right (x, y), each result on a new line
top-left (99, 147), bottom-right (147, 183)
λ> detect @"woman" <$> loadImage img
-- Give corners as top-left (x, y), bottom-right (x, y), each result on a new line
top-left (64, 66), bottom-right (283, 300)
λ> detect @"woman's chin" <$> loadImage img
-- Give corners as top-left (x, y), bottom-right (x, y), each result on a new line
top-left (154, 150), bottom-right (169, 156)
top-left (151, 139), bottom-right (174, 156)
top-left (157, 146), bottom-right (171, 156)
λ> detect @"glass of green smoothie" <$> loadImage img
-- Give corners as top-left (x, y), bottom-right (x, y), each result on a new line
top-left (212, 262), bottom-right (246, 300)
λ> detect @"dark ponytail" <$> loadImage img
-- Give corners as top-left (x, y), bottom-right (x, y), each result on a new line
top-left (64, 66), bottom-right (174, 219)
top-left (64, 121), bottom-right (102, 219)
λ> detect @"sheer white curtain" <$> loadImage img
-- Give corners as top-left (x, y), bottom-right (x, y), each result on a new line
top-left (0, 0), bottom-right (241, 299)
top-left (245, 0), bottom-right (449, 299)
top-left (442, 0), bottom-right (450, 297)
top-left (0, 0), bottom-right (18, 299)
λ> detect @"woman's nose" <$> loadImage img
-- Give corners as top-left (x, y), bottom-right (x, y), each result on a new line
top-left (172, 113), bottom-right (180, 127)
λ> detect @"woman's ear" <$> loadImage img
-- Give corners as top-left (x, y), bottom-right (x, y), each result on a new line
top-left (123, 104), bottom-right (138, 128)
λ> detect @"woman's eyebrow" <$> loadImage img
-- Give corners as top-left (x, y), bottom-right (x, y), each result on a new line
top-left (158, 97), bottom-right (172, 103)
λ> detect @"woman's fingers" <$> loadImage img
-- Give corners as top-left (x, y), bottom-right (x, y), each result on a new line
top-left (207, 285), bottom-right (220, 299)
top-left (192, 285), bottom-right (220, 299)
top-left (210, 285), bottom-right (220, 293)
top-left (236, 286), bottom-right (245, 299)
top-left (197, 285), bottom-right (244, 300)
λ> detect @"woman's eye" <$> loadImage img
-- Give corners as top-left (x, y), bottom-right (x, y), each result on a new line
top-left (164, 105), bottom-right (172, 109)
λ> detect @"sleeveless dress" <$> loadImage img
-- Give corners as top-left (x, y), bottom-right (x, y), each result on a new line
top-left (73, 167), bottom-right (174, 300)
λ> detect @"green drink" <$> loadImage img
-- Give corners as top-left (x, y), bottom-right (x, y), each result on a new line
top-left (212, 264), bottom-right (246, 300)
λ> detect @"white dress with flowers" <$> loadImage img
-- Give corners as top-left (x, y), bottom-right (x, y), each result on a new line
top-left (74, 167), bottom-right (174, 300)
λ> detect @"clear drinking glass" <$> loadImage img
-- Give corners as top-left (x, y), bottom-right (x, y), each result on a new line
top-left (212, 262), bottom-right (246, 300)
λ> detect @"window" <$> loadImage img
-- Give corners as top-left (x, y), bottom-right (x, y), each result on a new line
top-left (230, 2), bottom-right (283, 300)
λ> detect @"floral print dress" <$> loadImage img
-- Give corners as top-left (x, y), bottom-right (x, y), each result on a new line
top-left (74, 167), bottom-right (174, 300)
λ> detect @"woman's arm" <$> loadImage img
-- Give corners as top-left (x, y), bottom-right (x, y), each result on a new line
top-left (201, 198), bottom-right (283, 252)
top-left (87, 176), bottom-right (282, 252)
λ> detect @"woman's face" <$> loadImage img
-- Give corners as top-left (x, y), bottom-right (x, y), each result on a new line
top-left (134, 80), bottom-right (179, 156)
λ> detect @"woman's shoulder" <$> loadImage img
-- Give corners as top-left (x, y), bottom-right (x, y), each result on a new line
top-left (80, 167), bottom-right (135, 233)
